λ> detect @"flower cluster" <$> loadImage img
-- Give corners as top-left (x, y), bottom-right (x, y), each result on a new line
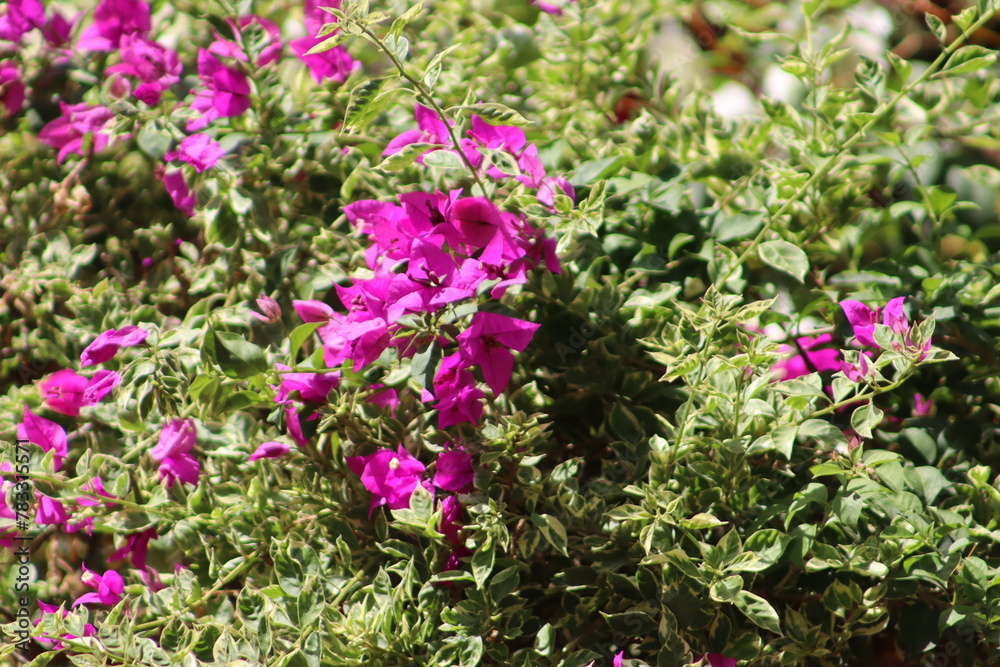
top-left (4, 0), bottom-right (357, 216)
top-left (347, 444), bottom-right (474, 553)
top-left (384, 105), bottom-right (574, 208)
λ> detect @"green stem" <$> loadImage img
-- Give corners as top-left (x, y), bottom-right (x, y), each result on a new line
top-left (133, 550), bottom-right (263, 632)
top-left (351, 21), bottom-right (488, 195)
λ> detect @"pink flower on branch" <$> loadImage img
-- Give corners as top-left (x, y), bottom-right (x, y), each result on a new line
top-left (40, 369), bottom-right (120, 416)
top-left (38, 102), bottom-right (115, 163)
top-left (457, 312), bottom-right (540, 395)
top-left (72, 565), bottom-right (125, 607)
top-left (17, 408), bottom-right (69, 470)
top-left (106, 35), bottom-right (181, 105)
top-left (346, 445), bottom-right (429, 517)
top-left (165, 133), bottom-right (224, 172)
top-left (433, 446), bottom-right (474, 493)
top-left (0, 63), bottom-right (25, 117)
top-left (771, 333), bottom-right (841, 381)
top-left (80, 325), bottom-right (148, 366)
top-left (78, 0), bottom-right (151, 51)
top-left (0, 0), bottom-right (45, 42)
top-left (249, 441), bottom-right (291, 462)
top-left (187, 48), bottom-right (252, 131)
top-left (150, 419), bottom-right (200, 488)
top-left (162, 168), bottom-right (195, 217)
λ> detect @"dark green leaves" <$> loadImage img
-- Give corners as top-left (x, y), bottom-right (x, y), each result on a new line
top-left (213, 330), bottom-right (268, 379)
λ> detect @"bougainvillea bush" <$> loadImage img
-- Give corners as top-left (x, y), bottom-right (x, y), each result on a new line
top-left (4, 0), bottom-right (1000, 664)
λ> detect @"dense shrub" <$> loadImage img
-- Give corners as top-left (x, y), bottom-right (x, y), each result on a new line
top-left (3, 0), bottom-right (1000, 665)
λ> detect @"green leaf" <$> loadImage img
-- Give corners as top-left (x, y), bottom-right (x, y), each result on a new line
top-left (289, 322), bottom-right (322, 362)
top-left (713, 211), bottom-right (765, 242)
top-left (568, 156), bottom-right (626, 187)
top-left (410, 342), bottom-right (441, 389)
top-left (759, 240), bottom-right (809, 282)
top-left (926, 13), bottom-right (948, 44)
top-left (305, 31), bottom-right (348, 55)
top-left (214, 330), bottom-right (269, 379)
top-left (377, 142), bottom-right (436, 172)
top-left (531, 513), bottom-right (569, 556)
top-left (734, 529), bottom-right (790, 572)
top-left (472, 538), bottom-right (496, 589)
top-left (680, 513), bottom-right (727, 530)
top-left (343, 77), bottom-right (390, 133)
top-left (850, 402), bottom-right (884, 439)
top-left (710, 575), bottom-right (744, 602)
top-left (137, 124), bottom-right (172, 160)
top-left (953, 6), bottom-right (977, 31)
top-left (422, 43), bottom-right (461, 88)
top-left (886, 51), bottom-right (912, 83)
top-left (941, 45), bottom-right (997, 75)
top-left (389, 1), bottom-right (424, 37)
top-left (734, 591), bottom-right (782, 634)
top-left (608, 402), bottom-right (644, 442)
top-left (450, 102), bottom-right (532, 127)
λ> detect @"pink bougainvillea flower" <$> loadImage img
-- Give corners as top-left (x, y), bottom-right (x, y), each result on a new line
top-left (0, 63), bottom-right (25, 117)
top-left (439, 494), bottom-right (463, 546)
top-left (39, 369), bottom-right (89, 416)
top-left (72, 566), bottom-right (125, 607)
top-left (80, 325), bottom-right (149, 366)
top-left (433, 446), bottom-right (474, 493)
top-left (367, 384), bottom-right (400, 414)
top-left (39, 369), bottom-right (119, 416)
top-left (612, 652), bottom-right (624, 667)
top-left (78, 0), bottom-right (151, 51)
top-left (456, 311), bottom-right (541, 395)
top-left (0, 0), bottom-right (45, 42)
top-left (105, 35), bottom-right (181, 104)
top-left (251, 294), bottom-right (282, 323)
top-left (290, 34), bottom-right (358, 83)
top-left (273, 364), bottom-right (340, 404)
top-left (840, 299), bottom-right (879, 347)
top-left (346, 445), bottom-right (428, 517)
top-left (424, 352), bottom-right (485, 428)
top-left (882, 297), bottom-right (908, 335)
top-left (914, 393), bottom-right (934, 417)
top-left (83, 370), bottom-right (121, 404)
top-left (38, 102), bottom-right (115, 163)
top-left (383, 103), bottom-right (452, 158)
top-left (249, 441), bottom-right (291, 462)
top-left (291, 0), bottom-right (356, 84)
top-left (161, 168), bottom-right (195, 217)
top-left (150, 419), bottom-right (197, 461)
top-left (840, 353), bottom-right (873, 383)
top-left (293, 299), bottom-right (336, 322)
top-left (151, 418), bottom-right (200, 488)
top-left (17, 407), bottom-right (68, 470)
top-left (164, 133), bottom-right (224, 172)
top-left (187, 48), bottom-right (252, 131)
top-left (530, 0), bottom-right (577, 15)
top-left (109, 527), bottom-right (156, 569)
top-left (771, 333), bottom-right (841, 381)
top-left (36, 494), bottom-right (69, 526)
top-left (41, 9), bottom-right (75, 47)
top-left (700, 655), bottom-right (737, 667)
